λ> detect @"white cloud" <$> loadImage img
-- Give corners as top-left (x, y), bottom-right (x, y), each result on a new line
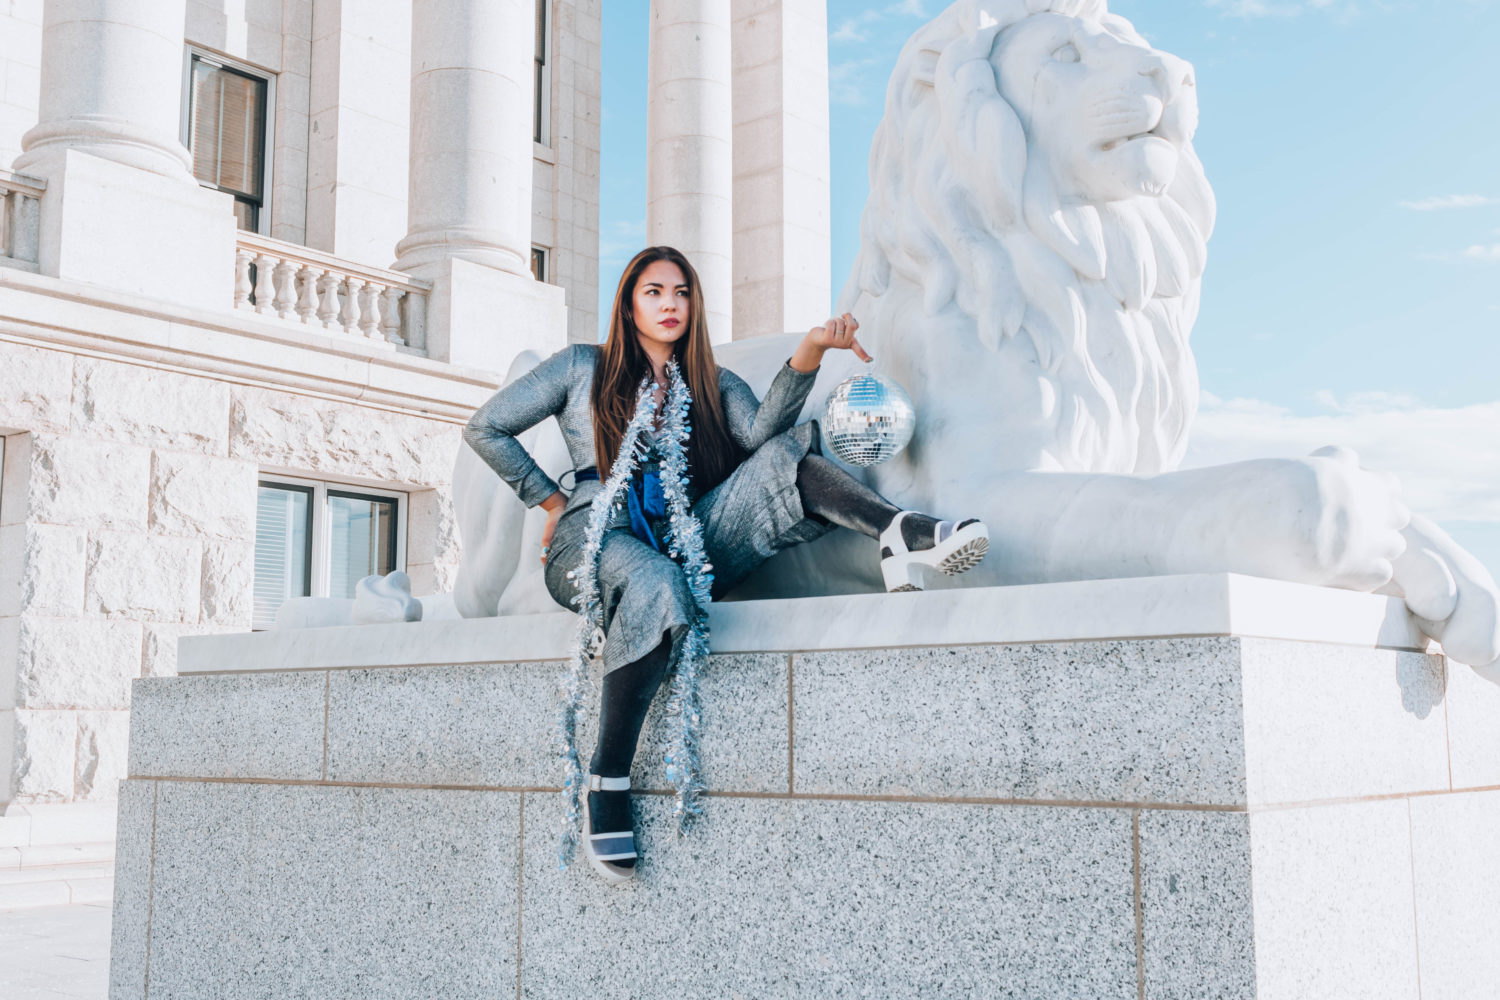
top-left (1400, 194), bottom-right (1500, 211)
top-left (1185, 391), bottom-right (1500, 522)
top-left (831, 2), bottom-right (929, 45)
top-left (1462, 244), bottom-right (1500, 261)
top-left (1309, 388), bottom-right (1421, 412)
top-left (831, 9), bottom-right (884, 44)
top-left (1207, 0), bottom-right (1289, 15)
top-left (1206, 0), bottom-right (1361, 18)
top-left (830, 19), bottom-right (870, 43)
top-left (829, 56), bottom-right (883, 106)
top-left (597, 218), bottom-right (647, 286)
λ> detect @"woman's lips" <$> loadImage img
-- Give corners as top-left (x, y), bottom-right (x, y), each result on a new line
top-left (661, 318), bottom-right (680, 328)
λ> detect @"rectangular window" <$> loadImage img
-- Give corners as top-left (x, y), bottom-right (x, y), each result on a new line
top-left (184, 49), bottom-right (273, 233)
top-left (253, 483), bottom-right (312, 631)
top-left (252, 477), bottom-right (406, 630)
top-left (326, 490), bottom-right (399, 600)
top-left (534, 0), bottom-right (550, 144)
top-left (531, 246), bottom-right (547, 282)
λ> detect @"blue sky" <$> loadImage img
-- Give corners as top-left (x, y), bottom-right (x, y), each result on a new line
top-left (598, 0), bottom-right (1500, 575)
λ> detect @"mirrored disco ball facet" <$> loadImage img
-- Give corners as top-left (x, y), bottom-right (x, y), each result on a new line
top-left (821, 371), bottom-right (916, 467)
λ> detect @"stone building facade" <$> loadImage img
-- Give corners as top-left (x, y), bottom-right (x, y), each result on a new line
top-left (0, 0), bottom-right (603, 899)
top-left (0, 0), bottom-right (828, 907)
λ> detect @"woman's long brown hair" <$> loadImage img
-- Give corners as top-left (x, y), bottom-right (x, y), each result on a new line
top-left (591, 246), bottom-right (741, 490)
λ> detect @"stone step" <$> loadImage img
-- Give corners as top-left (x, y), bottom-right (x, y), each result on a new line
top-left (0, 801), bottom-right (118, 849)
top-left (0, 862), bottom-right (115, 911)
top-left (0, 860), bottom-right (114, 884)
top-left (0, 840), bottom-right (116, 868)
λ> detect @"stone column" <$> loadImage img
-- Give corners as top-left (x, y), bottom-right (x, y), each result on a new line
top-left (13, 0), bottom-right (193, 182)
top-left (393, 0), bottom-right (566, 378)
top-left (647, 0), bottom-right (734, 343)
top-left (394, 0), bottom-right (534, 276)
top-left (731, 0), bottom-right (831, 340)
top-left (10, 0), bottom-right (235, 312)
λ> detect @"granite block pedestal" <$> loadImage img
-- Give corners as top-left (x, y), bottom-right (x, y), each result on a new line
top-left (107, 575), bottom-right (1500, 999)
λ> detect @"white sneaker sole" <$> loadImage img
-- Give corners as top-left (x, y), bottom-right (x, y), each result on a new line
top-left (881, 521), bottom-right (989, 593)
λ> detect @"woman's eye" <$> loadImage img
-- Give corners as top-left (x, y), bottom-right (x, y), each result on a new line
top-left (1053, 42), bottom-right (1080, 64)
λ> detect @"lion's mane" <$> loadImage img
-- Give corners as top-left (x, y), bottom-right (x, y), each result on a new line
top-left (836, 0), bottom-right (1217, 474)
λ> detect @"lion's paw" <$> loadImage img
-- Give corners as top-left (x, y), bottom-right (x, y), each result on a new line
top-left (1394, 515), bottom-right (1500, 671)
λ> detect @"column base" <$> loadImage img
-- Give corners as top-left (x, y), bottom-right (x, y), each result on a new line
top-left (14, 117), bottom-right (195, 184)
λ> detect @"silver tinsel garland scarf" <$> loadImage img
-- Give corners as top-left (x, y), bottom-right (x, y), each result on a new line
top-left (553, 359), bottom-right (714, 869)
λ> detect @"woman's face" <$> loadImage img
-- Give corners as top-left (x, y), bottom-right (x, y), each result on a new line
top-left (630, 259), bottom-right (691, 355)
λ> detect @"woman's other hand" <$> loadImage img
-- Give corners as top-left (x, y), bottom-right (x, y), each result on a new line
top-left (539, 490), bottom-right (566, 564)
top-left (790, 313), bottom-right (871, 373)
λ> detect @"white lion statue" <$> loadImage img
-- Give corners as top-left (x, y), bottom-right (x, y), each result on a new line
top-left (440, 0), bottom-right (1499, 672)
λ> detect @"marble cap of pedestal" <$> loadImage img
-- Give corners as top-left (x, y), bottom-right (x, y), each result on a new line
top-left (177, 573), bottom-right (1429, 675)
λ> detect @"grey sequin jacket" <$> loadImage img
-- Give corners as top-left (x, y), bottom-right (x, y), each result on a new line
top-left (463, 343), bottom-right (819, 515)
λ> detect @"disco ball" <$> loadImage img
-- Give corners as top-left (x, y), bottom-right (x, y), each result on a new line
top-left (821, 370), bottom-right (916, 467)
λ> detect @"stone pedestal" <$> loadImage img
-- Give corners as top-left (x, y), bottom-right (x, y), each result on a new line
top-left (108, 575), bottom-right (1500, 998)
top-left (419, 256), bottom-right (567, 379)
top-left (30, 149), bottom-right (235, 311)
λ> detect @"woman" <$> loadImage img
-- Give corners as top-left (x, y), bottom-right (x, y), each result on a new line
top-left (464, 246), bottom-right (988, 884)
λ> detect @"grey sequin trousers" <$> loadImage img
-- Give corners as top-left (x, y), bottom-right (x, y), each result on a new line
top-left (541, 422), bottom-right (832, 673)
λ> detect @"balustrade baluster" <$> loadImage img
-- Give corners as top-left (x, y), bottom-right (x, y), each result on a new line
top-left (358, 282), bottom-right (381, 339)
top-left (14, 193), bottom-right (40, 263)
top-left (379, 286), bottom-right (405, 345)
top-left (273, 259), bottom-right (298, 318)
top-left (317, 271), bottom-right (341, 329)
top-left (295, 266), bottom-right (319, 324)
top-left (341, 277), bottom-right (365, 334)
top-left (233, 250), bottom-right (254, 309)
top-left (252, 253), bottom-right (276, 313)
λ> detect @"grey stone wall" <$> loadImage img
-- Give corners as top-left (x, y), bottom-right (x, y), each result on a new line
top-left (108, 635), bottom-right (1500, 997)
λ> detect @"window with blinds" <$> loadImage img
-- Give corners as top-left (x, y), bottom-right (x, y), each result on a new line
top-left (253, 483), bottom-right (312, 631)
top-left (253, 479), bottom-right (405, 630)
top-left (186, 52), bottom-right (270, 232)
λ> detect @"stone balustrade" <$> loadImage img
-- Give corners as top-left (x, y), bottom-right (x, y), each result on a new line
top-left (234, 233), bottom-right (431, 352)
top-left (0, 169), bottom-right (45, 272)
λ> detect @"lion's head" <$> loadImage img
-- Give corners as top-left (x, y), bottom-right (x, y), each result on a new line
top-left (838, 0), bottom-right (1216, 475)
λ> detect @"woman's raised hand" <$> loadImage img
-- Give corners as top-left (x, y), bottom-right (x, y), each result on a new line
top-left (790, 312), bottom-right (871, 372)
top-left (811, 313), bottom-right (871, 360)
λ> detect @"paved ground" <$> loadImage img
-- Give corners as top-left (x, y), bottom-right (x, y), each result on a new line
top-left (0, 901), bottom-right (111, 999)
